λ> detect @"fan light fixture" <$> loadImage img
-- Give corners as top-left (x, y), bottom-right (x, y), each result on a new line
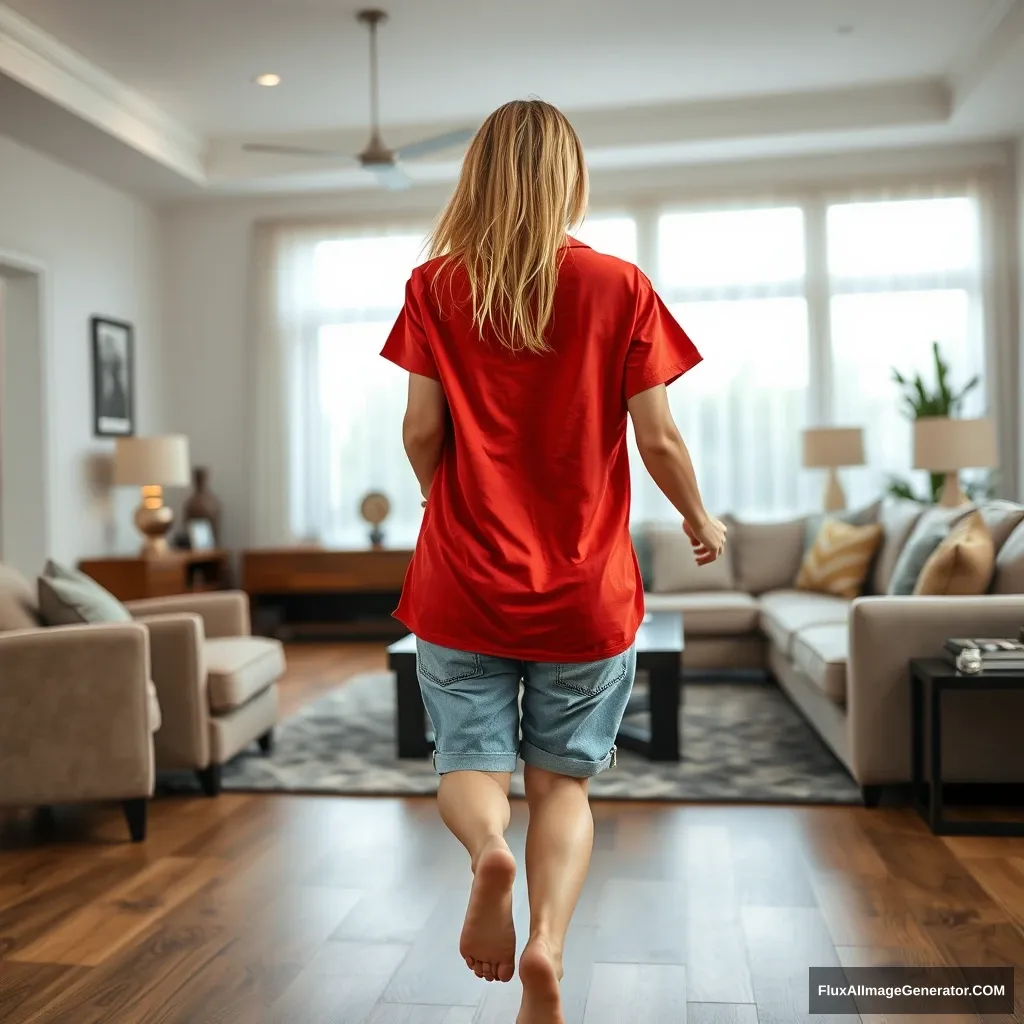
top-left (254, 73), bottom-right (282, 87)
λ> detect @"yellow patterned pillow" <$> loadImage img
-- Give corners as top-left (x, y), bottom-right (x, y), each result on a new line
top-left (796, 518), bottom-right (884, 599)
top-left (914, 511), bottom-right (994, 596)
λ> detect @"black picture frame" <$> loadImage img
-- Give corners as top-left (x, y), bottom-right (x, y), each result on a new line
top-left (91, 316), bottom-right (135, 437)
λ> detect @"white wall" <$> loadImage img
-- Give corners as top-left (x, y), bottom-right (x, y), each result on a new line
top-left (0, 133), bottom-right (165, 567)
top-left (1018, 137), bottom-right (1024, 500)
top-left (161, 140), bottom-right (1023, 548)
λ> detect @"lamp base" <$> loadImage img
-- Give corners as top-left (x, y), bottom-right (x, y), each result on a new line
top-left (823, 468), bottom-right (847, 513)
top-left (937, 472), bottom-right (969, 508)
top-left (134, 486), bottom-right (174, 558)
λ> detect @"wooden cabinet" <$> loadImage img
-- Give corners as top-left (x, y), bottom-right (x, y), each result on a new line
top-left (78, 550), bottom-right (231, 602)
top-left (241, 547), bottom-right (413, 639)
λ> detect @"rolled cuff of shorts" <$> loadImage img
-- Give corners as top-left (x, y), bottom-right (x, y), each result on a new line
top-left (432, 751), bottom-right (519, 775)
top-left (519, 740), bottom-right (615, 778)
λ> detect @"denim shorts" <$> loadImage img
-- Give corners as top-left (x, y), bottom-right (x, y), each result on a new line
top-left (416, 638), bottom-right (636, 778)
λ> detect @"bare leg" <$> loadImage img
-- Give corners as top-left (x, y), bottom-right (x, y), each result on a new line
top-left (518, 764), bottom-right (594, 1024)
top-left (437, 769), bottom-right (517, 983)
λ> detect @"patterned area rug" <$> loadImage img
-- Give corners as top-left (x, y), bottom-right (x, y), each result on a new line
top-left (169, 672), bottom-right (861, 804)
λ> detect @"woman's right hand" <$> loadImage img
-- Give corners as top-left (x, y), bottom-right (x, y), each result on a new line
top-left (684, 516), bottom-right (727, 566)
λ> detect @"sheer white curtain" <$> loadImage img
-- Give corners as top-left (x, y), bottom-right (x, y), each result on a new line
top-left (251, 222), bottom-right (428, 547)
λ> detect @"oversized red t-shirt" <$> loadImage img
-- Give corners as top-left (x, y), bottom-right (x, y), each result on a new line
top-left (380, 238), bottom-right (701, 662)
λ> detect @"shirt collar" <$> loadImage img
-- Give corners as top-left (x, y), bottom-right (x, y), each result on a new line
top-left (564, 235), bottom-right (589, 249)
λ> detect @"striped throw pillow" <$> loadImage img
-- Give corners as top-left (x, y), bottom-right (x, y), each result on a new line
top-left (796, 519), bottom-right (884, 599)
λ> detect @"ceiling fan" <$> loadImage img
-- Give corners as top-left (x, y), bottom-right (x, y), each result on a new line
top-left (243, 8), bottom-right (474, 190)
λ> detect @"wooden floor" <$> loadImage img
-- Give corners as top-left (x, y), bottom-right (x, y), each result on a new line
top-left (2, 645), bottom-right (1024, 1023)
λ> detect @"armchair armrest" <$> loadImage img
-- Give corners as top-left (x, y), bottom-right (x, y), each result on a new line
top-left (135, 614), bottom-right (210, 771)
top-left (127, 590), bottom-right (251, 639)
top-left (0, 623), bottom-right (154, 806)
top-left (848, 595), bottom-right (1024, 784)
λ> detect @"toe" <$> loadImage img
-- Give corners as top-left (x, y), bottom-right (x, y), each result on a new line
top-left (473, 961), bottom-right (485, 978)
top-left (498, 961), bottom-right (515, 982)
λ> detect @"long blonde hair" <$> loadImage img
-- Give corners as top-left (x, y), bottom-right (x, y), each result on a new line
top-left (428, 99), bottom-right (588, 354)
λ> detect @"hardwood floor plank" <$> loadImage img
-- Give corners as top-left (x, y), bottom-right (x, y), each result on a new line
top-left (683, 825), bottom-right (754, 1003)
top-left (797, 808), bottom-right (890, 877)
top-left (685, 1005), bottom-right (759, 1024)
top-left (269, 941), bottom-right (409, 1024)
top-left (0, 962), bottom-right (90, 1023)
top-left (960, 857), bottom-right (1024, 931)
top-left (742, 906), bottom-right (855, 1024)
top-left (582, 963), bottom-right (688, 1024)
top-left (366, 1005), bottom-right (475, 1023)
top-left (592, 879), bottom-right (688, 964)
top-left (731, 816), bottom-right (818, 909)
top-left (9, 855), bottom-right (225, 967)
top-left (332, 886), bottom-right (445, 944)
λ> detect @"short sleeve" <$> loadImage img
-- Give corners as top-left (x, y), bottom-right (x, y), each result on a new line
top-left (380, 277), bottom-right (440, 380)
top-left (624, 271), bottom-right (702, 400)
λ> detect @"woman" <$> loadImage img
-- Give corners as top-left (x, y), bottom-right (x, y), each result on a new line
top-left (381, 99), bottom-right (725, 1024)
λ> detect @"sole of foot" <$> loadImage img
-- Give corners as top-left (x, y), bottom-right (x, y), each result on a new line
top-left (517, 937), bottom-right (565, 1024)
top-left (459, 838), bottom-right (517, 983)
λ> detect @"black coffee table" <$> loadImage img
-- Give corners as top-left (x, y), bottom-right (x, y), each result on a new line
top-left (388, 612), bottom-right (684, 762)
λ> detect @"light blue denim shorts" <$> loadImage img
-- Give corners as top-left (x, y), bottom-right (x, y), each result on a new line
top-left (416, 639), bottom-right (636, 778)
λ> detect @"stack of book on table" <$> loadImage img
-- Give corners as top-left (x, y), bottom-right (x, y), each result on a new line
top-left (943, 638), bottom-right (1024, 672)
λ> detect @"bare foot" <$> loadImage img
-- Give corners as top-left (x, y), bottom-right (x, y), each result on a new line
top-left (459, 836), bottom-right (517, 983)
top-left (517, 936), bottom-right (565, 1024)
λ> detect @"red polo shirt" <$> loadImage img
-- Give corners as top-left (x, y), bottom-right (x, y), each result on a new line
top-left (381, 238), bottom-right (701, 662)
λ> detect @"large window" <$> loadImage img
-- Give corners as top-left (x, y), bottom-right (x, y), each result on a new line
top-left (275, 187), bottom-right (989, 544)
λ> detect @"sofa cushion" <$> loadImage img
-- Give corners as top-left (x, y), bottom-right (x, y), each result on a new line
top-left (37, 563), bottom-right (132, 626)
top-left (631, 524), bottom-right (655, 591)
top-left (644, 591), bottom-right (758, 635)
top-left (791, 624), bottom-right (848, 705)
top-left (649, 524), bottom-right (735, 593)
top-left (206, 636), bottom-right (286, 713)
top-left (803, 499), bottom-right (881, 553)
top-left (871, 498), bottom-right (926, 594)
top-left (796, 519), bottom-right (883, 599)
top-left (887, 505), bottom-right (974, 596)
top-left (991, 521), bottom-right (1024, 595)
top-left (979, 500), bottom-right (1024, 553)
top-left (731, 516), bottom-right (807, 595)
top-left (0, 564), bottom-right (39, 633)
top-left (914, 511), bottom-right (995, 596)
top-left (759, 589), bottom-right (850, 657)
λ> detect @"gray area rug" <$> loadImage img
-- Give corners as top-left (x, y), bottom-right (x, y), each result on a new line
top-left (162, 672), bottom-right (860, 804)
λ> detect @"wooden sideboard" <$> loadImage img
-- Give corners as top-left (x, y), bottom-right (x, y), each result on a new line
top-left (241, 547), bottom-right (413, 639)
top-left (78, 550), bottom-right (231, 602)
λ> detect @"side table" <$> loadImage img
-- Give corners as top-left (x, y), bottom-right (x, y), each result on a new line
top-left (909, 657), bottom-right (1024, 837)
top-left (78, 550), bottom-right (231, 602)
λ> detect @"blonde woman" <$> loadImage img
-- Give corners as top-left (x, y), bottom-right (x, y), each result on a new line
top-left (382, 99), bottom-right (725, 1023)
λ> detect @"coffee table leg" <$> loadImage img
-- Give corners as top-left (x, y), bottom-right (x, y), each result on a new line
top-left (647, 653), bottom-right (681, 761)
top-left (393, 655), bottom-right (430, 759)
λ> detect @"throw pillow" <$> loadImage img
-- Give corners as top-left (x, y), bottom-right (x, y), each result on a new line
top-left (803, 499), bottom-right (881, 554)
top-left (914, 512), bottom-right (995, 596)
top-left (871, 498), bottom-right (926, 595)
top-left (730, 516), bottom-right (806, 595)
top-left (978, 500), bottom-right (1024, 553)
top-left (37, 561), bottom-right (132, 626)
top-left (649, 522), bottom-right (735, 593)
top-left (796, 519), bottom-right (884, 600)
top-left (886, 506), bottom-right (974, 596)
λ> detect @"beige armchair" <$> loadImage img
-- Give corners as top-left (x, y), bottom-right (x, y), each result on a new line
top-left (0, 566), bottom-right (159, 842)
top-left (125, 591), bottom-right (285, 795)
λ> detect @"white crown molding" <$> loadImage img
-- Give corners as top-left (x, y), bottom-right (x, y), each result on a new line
top-left (949, 0), bottom-right (1024, 105)
top-left (0, 3), bottom-right (206, 183)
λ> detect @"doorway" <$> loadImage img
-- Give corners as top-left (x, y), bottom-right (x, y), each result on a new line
top-left (0, 254), bottom-right (49, 578)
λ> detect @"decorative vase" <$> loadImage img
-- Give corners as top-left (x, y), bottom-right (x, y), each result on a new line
top-left (183, 466), bottom-right (222, 545)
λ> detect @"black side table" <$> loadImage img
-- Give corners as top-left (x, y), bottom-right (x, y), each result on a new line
top-left (909, 657), bottom-right (1024, 837)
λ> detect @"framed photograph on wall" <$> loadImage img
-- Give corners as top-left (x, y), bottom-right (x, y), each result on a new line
top-left (91, 316), bottom-right (135, 437)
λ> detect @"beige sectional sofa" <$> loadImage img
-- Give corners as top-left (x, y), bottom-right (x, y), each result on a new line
top-left (640, 498), bottom-right (1024, 802)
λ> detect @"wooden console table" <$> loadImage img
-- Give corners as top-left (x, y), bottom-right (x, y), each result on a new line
top-left (78, 550), bottom-right (231, 602)
top-left (241, 547), bottom-right (413, 640)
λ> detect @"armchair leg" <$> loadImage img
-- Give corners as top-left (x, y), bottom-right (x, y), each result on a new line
top-left (257, 728), bottom-right (274, 755)
top-left (122, 799), bottom-right (147, 842)
top-left (196, 764), bottom-right (223, 797)
top-left (861, 785), bottom-right (883, 808)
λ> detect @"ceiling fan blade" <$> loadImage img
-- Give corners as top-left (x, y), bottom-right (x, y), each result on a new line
top-left (395, 127), bottom-right (475, 162)
top-left (372, 163), bottom-right (412, 190)
top-left (242, 143), bottom-right (347, 158)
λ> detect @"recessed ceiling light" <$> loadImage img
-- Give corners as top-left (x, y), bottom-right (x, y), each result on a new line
top-left (254, 73), bottom-right (282, 87)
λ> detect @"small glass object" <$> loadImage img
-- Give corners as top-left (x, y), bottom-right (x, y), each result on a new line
top-left (955, 646), bottom-right (983, 675)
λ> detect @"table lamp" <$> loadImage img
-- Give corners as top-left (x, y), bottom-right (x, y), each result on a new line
top-left (802, 426), bottom-right (865, 512)
top-left (115, 435), bottom-right (191, 556)
top-left (914, 416), bottom-right (997, 507)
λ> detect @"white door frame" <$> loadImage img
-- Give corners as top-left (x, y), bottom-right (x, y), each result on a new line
top-left (0, 248), bottom-right (51, 576)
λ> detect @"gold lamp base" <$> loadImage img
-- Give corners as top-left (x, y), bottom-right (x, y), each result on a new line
top-left (134, 485), bottom-right (174, 557)
top-left (937, 471), bottom-right (970, 508)
top-left (822, 467), bottom-right (847, 513)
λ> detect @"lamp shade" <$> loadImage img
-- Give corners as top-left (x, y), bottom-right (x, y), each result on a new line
top-left (802, 427), bottom-right (865, 468)
top-left (114, 435), bottom-right (191, 487)
top-left (913, 417), bottom-right (997, 472)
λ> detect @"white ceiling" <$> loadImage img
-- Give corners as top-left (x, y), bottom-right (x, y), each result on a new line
top-left (0, 0), bottom-right (1022, 199)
